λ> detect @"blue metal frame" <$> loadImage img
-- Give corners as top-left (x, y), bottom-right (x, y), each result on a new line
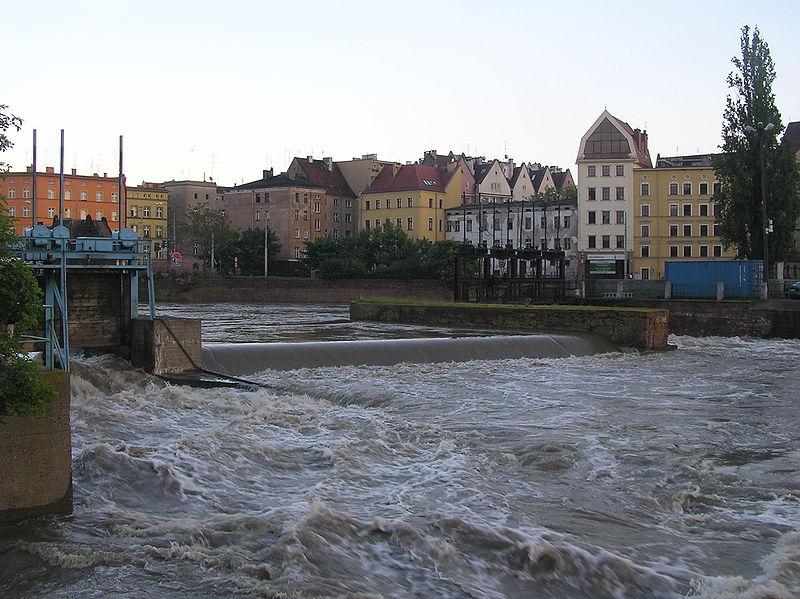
top-left (16, 226), bottom-right (156, 372)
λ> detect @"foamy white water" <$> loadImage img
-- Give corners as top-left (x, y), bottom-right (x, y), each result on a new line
top-left (1, 304), bottom-right (798, 598)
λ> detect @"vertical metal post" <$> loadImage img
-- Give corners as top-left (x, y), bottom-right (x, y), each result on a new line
top-left (59, 250), bottom-right (69, 371)
top-left (131, 270), bottom-right (139, 319)
top-left (264, 225), bottom-right (269, 277)
top-left (760, 136), bottom-right (769, 285)
top-left (462, 192), bottom-right (466, 244)
top-left (32, 129), bottom-right (37, 227)
top-left (59, 129), bottom-right (65, 226)
top-left (147, 243), bottom-right (156, 320)
top-left (119, 135), bottom-right (124, 230)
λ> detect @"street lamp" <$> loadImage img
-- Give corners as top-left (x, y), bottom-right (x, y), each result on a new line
top-left (743, 121), bottom-right (775, 290)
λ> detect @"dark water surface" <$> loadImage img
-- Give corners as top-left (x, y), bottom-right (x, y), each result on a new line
top-left (1, 303), bottom-right (798, 598)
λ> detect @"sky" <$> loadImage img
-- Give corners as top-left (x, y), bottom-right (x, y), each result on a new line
top-left (3, 0), bottom-right (799, 186)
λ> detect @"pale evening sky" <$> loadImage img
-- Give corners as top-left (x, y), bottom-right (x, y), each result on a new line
top-left (4, 0), bottom-right (799, 186)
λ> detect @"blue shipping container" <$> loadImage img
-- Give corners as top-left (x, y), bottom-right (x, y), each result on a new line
top-left (665, 260), bottom-right (763, 298)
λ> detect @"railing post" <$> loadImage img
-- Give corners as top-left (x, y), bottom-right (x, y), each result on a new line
top-left (716, 281), bottom-right (725, 301)
top-left (664, 281), bottom-right (672, 300)
top-left (616, 280), bottom-right (624, 299)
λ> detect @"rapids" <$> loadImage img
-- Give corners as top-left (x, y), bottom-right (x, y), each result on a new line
top-left (1, 303), bottom-right (799, 599)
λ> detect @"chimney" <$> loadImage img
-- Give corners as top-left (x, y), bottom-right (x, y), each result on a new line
top-left (323, 157), bottom-right (333, 172)
top-left (307, 155), bottom-right (313, 162)
top-left (27, 165), bottom-right (33, 173)
top-left (71, 168), bottom-right (77, 175)
top-left (262, 168), bottom-right (273, 180)
top-left (103, 172), bottom-right (108, 178)
top-left (46, 166), bottom-right (54, 174)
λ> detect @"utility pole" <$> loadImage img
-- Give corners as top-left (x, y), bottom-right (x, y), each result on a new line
top-left (264, 226), bottom-right (269, 278)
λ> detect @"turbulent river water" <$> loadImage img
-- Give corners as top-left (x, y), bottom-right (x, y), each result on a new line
top-left (1, 303), bottom-right (799, 598)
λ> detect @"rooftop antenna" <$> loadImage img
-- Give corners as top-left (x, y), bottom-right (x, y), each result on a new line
top-left (59, 129), bottom-right (64, 226)
top-left (32, 129), bottom-right (37, 228)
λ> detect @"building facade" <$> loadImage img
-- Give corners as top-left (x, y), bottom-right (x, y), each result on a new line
top-left (336, 154), bottom-right (399, 197)
top-left (0, 166), bottom-right (124, 235)
top-left (126, 184), bottom-right (169, 259)
top-left (576, 110), bottom-right (652, 277)
top-left (632, 155), bottom-right (736, 279)
top-left (162, 179), bottom-right (225, 256)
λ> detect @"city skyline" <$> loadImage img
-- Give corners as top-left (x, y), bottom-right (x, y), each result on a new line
top-left (4, 0), bottom-right (799, 185)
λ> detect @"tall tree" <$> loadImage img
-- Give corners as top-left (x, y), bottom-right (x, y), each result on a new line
top-left (218, 228), bottom-right (281, 276)
top-left (715, 26), bottom-right (800, 263)
top-left (0, 105), bottom-right (22, 174)
top-left (185, 203), bottom-right (235, 274)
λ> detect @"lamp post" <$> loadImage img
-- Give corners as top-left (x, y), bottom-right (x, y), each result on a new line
top-left (744, 121), bottom-right (775, 290)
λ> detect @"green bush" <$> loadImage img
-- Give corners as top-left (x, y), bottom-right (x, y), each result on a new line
top-left (0, 354), bottom-right (57, 418)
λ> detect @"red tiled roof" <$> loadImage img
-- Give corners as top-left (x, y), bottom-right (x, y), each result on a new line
top-left (294, 158), bottom-right (356, 197)
top-left (364, 164), bottom-right (446, 194)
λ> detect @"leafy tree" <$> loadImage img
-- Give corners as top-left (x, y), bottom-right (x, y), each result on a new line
top-left (715, 26), bottom-right (800, 262)
top-left (0, 104), bottom-right (57, 417)
top-left (185, 203), bottom-right (236, 274)
top-left (218, 228), bottom-right (281, 276)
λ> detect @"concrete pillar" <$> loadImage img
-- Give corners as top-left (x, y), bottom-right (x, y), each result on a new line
top-left (717, 281), bottom-right (725, 301)
top-left (130, 317), bottom-right (202, 375)
top-left (664, 280), bottom-right (672, 300)
top-left (616, 280), bottom-right (624, 299)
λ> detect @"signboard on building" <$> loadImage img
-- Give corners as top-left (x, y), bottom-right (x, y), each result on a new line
top-left (589, 260), bottom-right (616, 275)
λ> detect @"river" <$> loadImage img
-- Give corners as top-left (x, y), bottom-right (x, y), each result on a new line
top-left (1, 303), bottom-right (798, 598)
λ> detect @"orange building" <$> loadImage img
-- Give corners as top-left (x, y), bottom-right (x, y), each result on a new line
top-left (0, 166), bottom-right (125, 235)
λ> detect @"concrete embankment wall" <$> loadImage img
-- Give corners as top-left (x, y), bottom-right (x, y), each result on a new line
top-left (351, 301), bottom-right (669, 350)
top-left (586, 298), bottom-right (800, 339)
top-left (151, 277), bottom-right (451, 304)
top-left (0, 371), bottom-right (72, 522)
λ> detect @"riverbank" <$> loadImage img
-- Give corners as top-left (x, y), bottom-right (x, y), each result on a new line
top-left (151, 276), bottom-right (450, 304)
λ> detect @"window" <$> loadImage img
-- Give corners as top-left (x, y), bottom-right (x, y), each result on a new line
top-left (683, 245), bottom-right (692, 257)
top-left (80, 191), bottom-right (87, 201)
top-left (80, 209), bottom-right (87, 219)
top-left (428, 198), bottom-right (433, 208)
top-left (407, 198), bottom-right (413, 208)
top-left (683, 182), bottom-right (692, 195)
top-left (295, 192), bottom-right (300, 203)
top-left (466, 220), bottom-right (473, 232)
top-left (700, 204), bottom-right (709, 216)
top-left (641, 245), bottom-right (650, 258)
top-left (7, 206), bottom-right (14, 217)
top-left (130, 206), bottom-right (138, 218)
top-left (407, 217), bottom-right (413, 230)
top-left (524, 217), bottom-right (532, 229)
top-left (616, 165), bottom-right (624, 176)
top-left (602, 165), bottom-right (610, 177)
top-left (314, 202), bottom-right (321, 213)
top-left (539, 216), bottom-right (545, 228)
top-left (641, 204), bottom-right (650, 217)
top-left (255, 211), bottom-right (260, 222)
top-left (683, 224), bottom-right (692, 236)
top-left (683, 204), bottom-right (692, 216)
top-left (641, 224), bottom-right (650, 237)
top-left (588, 235), bottom-right (596, 248)
top-left (588, 211), bottom-right (596, 224)
top-left (588, 187), bottom-right (596, 201)
top-left (345, 213), bottom-right (351, 223)
top-left (564, 237), bottom-right (571, 250)
top-left (670, 245), bottom-right (679, 257)
top-left (294, 209), bottom-right (300, 221)
top-left (156, 207), bottom-right (163, 218)
top-left (601, 210), bottom-right (610, 224)
top-left (96, 192), bottom-right (103, 202)
top-left (669, 182), bottom-right (679, 195)
top-left (194, 193), bottom-right (198, 200)
top-left (564, 215), bottom-right (571, 229)
top-left (143, 206), bottom-right (151, 218)
top-left (23, 188), bottom-right (30, 198)
top-left (712, 181), bottom-right (720, 195)
top-left (699, 182), bottom-right (708, 195)
top-left (7, 188), bottom-right (15, 198)
top-left (255, 193), bottom-right (261, 203)
top-left (601, 187), bottom-right (610, 201)
top-left (713, 223), bottom-right (721, 236)
top-left (670, 225), bottom-right (678, 237)
top-left (143, 225), bottom-right (151, 237)
top-left (602, 235), bottom-right (611, 248)
top-left (266, 193), bottom-right (271, 203)
top-left (713, 245), bottom-right (722, 257)
top-left (364, 220), bottom-right (371, 230)
top-left (616, 187), bottom-right (624, 201)
top-left (552, 216), bottom-right (558, 228)
top-left (23, 206), bottom-right (30, 218)
top-left (641, 267), bottom-right (650, 280)
top-left (616, 210), bottom-right (625, 224)
top-left (294, 248), bottom-right (301, 259)
top-left (295, 228), bottom-right (301, 239)
top-left (376, 199), bottom-right (381, 210)
top-left (64, 190), bottom-right (71, 201)
top-left (47, 188), bottom-right (55, 199)
top-left (700, 245), bottom-right (709, 257)
top-left (587, 166), bottom-right (596, 177)
top-left (640, 182), bottom-right (650, 196)
top-left (365, 200), bottom-right (370, 210)
top-left (616, 235), bottom-right (625, 248)
top-left (554, 238), bottom-right (561, 250)
top-left (713, 203), bottom-right (720, 217)
top-left (333, 212), bottom-right (339, 222)
top-left (314, 219), bottom-right (321, 231)
top-left (669, 204), bottom-right (678, 217)
top-left (206, 194), bottom-right (210, 201)
top-left (156, 226), bottom-right (163, 238)
top-left (428, 217), bottom-right (434, 231)
top-left (700, 224), bottom-right (709, 237)
top-left (396, 198), bottom-right (402, 208)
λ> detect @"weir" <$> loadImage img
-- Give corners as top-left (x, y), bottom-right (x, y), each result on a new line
top-left (201, 334), bottom-right (617, 375)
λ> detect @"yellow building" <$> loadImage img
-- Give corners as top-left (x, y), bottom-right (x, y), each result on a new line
top-left (358, 161), bottom-right (472, 241)
top-left (126, 184), bottom-right (169, 259)
top-left (633, 154), bottom-right (736, 279)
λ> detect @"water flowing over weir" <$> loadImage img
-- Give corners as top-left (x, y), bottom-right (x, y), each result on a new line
top-left (201, 334), bottom-right (618, 374)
